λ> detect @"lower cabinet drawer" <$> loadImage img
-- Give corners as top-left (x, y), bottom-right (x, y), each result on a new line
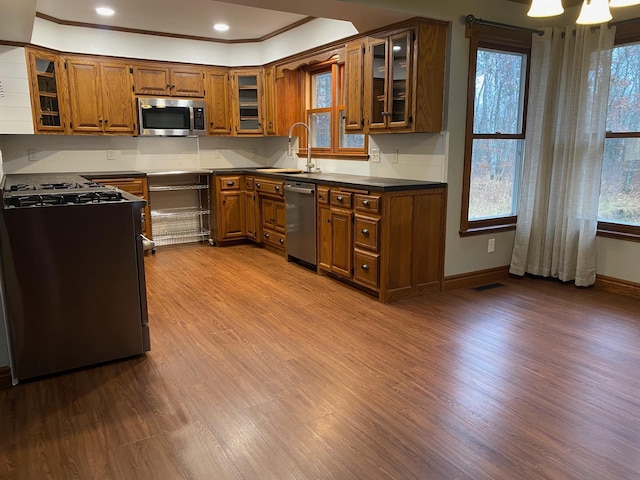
top-left (354, 215), bottom-right (380, 252)
top-left (353, 249), bottom-right (380, 289)
top-left (262, 228), bottom-right (286, 250)
top-left (92, 178), bottom-right (144, 196)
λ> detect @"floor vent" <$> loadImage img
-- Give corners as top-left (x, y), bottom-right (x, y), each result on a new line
top-left (473, 282), bottom-right (505, 291)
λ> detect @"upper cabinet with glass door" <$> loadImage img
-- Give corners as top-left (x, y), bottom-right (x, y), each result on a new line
top-left (354, 19), bottom-right (448, 134)
top-left (232, 69), bottom-right (264, 135)
top-left (26, 48), bottom-right (69, 134)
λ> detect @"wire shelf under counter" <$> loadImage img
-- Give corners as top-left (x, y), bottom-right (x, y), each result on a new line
top-left (151, 229), bottom-right (212, 246)
top-left (148, 184), bottom-right (209, 192)
top-left (150, 207), bottom-right (211, 218)
top-left (147, 172), bottom-right (212, 248)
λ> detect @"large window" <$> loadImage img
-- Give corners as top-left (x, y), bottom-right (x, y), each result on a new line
top-left (305, 64), bottom-right (366, 158)
top-left (461, 25), bottom-right (531, 235)
top-left (599, 36), bottom-right (640, 239)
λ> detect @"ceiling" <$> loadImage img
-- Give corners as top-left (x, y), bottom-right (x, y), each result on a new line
top-left (30, 0), bottom-right (412, 43)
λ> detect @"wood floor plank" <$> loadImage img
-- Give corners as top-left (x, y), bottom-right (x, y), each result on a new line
top-left (1, 243), bottom-right (640, 479)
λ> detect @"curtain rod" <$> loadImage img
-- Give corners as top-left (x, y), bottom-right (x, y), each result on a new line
top-left (609, 16), bottom-right (640, 27)
top-left (465, 15), bottom-right (545, 36)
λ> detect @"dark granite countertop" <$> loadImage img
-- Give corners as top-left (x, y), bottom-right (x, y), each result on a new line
top-left (212, 168), bottom-right (447, 192)
top-left (5, 169), bottom-right (446, 193)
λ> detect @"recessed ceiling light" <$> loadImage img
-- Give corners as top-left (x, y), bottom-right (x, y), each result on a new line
top-left (393, 45), bottom-right (402, 51)
top-left (213, 23), bottom-right (230, 32)
top-left (96, 7), bottom-right (115, 16)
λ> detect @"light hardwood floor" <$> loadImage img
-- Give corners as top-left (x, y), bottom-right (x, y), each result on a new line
top-left (1, 243), bottom-right (640, 479)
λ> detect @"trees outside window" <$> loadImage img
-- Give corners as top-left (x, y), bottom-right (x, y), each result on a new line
top-left (305, 64), bottom-right (366, 158)
top-left (599, 41), bottom-right (640, 234)
top-left (460, 24), bottom-right (531, 235)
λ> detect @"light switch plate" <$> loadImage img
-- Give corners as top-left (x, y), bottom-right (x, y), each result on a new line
top-left (107, 150), bottom-right (115, 160)
top-left (391, 148), bottom-right (399, 164)
top-left (27, 149), bottom-right (36, 162)
top-left (370, 148), bottom-right (380, 163)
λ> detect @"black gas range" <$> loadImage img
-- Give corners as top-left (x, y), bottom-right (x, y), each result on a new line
top-left (2, 174), bottom-right (135, 208)
top-left (0, 173), bottom-right (150, 383)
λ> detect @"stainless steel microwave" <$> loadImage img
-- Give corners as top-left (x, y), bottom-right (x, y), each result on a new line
top-left (137, 97), bottom-right (206, 136)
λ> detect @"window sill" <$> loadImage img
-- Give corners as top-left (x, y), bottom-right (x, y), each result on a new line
top-left (597, 225), bottom-right (640, 243)
top-left (297, 152), bottom-right (369, 161)
top-left (459, 223), bottom-right (516, 237)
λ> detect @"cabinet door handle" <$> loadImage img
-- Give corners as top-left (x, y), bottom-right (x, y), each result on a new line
top-left (337, 195), bottom-right (343, 202)
top-left (279, 238), bottom-right (284, 245)
top-left (362, 228), bottom-right (369, 235)
top-left (227, 181), bottom-right (235, 186)
top-left (362, 200), bottom-right (370, 207)
top-left (166, 84), bottom-right (172, 88)
top-left (361, 264), bottom-right (369, 271)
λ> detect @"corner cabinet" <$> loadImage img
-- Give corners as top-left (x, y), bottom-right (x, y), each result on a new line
top-left (346, 19), bottom-right (448, 134)
top-left (26, 48), bottom-right (69, 134)
top-left (65, 57), bottom-right (136, 135)
top-left (318, 184), bottom-right (446, 303)
top-left (89, 176), bottom-right (152, 239)
top-left (231, 69), bottom-right (264, 135)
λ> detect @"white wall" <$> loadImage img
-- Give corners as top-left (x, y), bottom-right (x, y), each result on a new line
top-left (30, 16), bottom-right (358, 67)
top-left (0, 46), bottom-right (34, 135)
top-left (0, 135), bottom-right (274, 173)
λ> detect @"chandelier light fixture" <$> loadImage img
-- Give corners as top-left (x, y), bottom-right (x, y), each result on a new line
top-left (527, 0), bottom-right (640, 24)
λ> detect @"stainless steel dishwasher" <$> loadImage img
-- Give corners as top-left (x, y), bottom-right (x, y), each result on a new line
top-left (285, 181), bottom-right (317, 266)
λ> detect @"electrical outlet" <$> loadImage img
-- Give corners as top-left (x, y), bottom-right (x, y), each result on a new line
top-left (107, 150), bottom-right (115, 160)
top-left (370, 148), bottom-right (380, 163)
top-left (488, 238), bottom-right (495, 253)
top-left (213, 149), bottom-right (221, 159)
top-left (391, 148), bottom-right (399, 164)
top-left (27, 149), bottom-right (36, 162)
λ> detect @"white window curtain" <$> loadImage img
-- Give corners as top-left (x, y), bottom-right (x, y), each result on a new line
top-left (509, 25), bottom-right (616, 287)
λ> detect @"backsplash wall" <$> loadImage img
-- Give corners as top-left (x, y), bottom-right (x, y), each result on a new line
top-left (0, 133), bottom-right (449, 182)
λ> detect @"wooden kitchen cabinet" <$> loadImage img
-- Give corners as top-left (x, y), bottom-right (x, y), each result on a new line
top-left (26, 48), bottom-right (69, 134)
top-left (317, 184), bottom-right (446, 303)
top-left (231, 69), bottom-right (264, 135)
top-left (263, 66), bottom-right (277, 135)
top-left (66, 57), bottom-right (136, 135)
top-left (343, 40), bottom-right (366, 133)
top-left (346, 19), bottom-right (447, 134)
top-left (212, 175), bottom-right (245, 243)
top-left (132, 63), bottom-right (205, 97)
top-left (219, 191), bottom-right (245, 240)
top-left (205, 67), bottom-right (232, 135)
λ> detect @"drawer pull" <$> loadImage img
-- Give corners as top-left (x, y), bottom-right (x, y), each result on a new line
top-left (256, 183), bottom-right (261, 188)
top-left (264, 233), bottom-right (270, 239)
top-left (363, 200), bottom-right (371, 207)
top-left (361, 228), bottom-right (369, 235)
top-left (279, 238), bottom-right (284, 245)
top-left (361, 264), bottom-right (369, 271)
top-left (337, 195), bottom-right (343, 202)
top-left (226, 181), bottom-right (235, 186)
top-left (275, 186), bottom-right (280, 192)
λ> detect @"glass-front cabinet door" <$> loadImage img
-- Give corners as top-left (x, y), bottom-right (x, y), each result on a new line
top-left (26, 49), bottom-right (68, 133)
top-left (368, 39), bottom-right (388, 131)
top-left (366, 30), bottom-right (413, 132)
top-left (233, 70), bottom-right (263, 135)
top-left (389, 31), bottom-right (411, 128)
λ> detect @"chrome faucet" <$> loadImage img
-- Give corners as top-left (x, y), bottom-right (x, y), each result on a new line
top-left (288, 122), bottom-right (315, 173)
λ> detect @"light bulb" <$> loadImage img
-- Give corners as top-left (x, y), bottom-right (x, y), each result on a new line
top-left (527, 0), bottom-right (564, 17)
top-left (576, 0), bottom-right (612, 24)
